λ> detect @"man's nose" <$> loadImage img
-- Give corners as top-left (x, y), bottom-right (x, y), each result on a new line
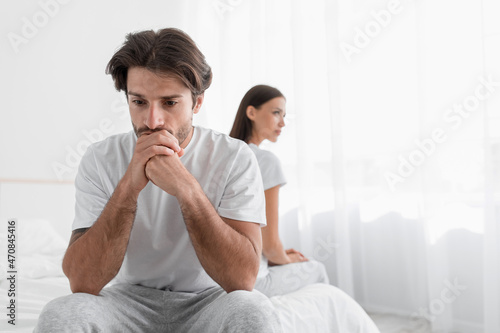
top-left (144, 103), bottom-right (164, 129)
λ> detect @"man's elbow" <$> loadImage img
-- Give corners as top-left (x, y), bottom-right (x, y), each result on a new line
top-left (67, 278), bottom-right (102, 296)
top-left (224, 276), bottom-right (257, 293)
top-left (63, 265), bottom-right (102, 296)
top-left (223, 262), bottom-right (259, 293)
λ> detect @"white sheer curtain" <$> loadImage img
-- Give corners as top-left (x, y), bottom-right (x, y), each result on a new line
top-left (2, 0), bottom-right (499, 331)
top-left (201, 0), bottom-right (500, 332)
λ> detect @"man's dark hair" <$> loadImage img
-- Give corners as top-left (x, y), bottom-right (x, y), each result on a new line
top-left (106, 28), bottom-right (212, 105)
top-left (229, 85), bottom-right (285, 143)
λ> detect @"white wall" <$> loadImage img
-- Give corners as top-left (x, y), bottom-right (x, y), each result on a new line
top-left (2, 0), bottom-right (206, 181)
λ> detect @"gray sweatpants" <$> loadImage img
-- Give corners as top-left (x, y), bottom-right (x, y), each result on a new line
top-left (34, 283), bottom-right (282, 333)
top-left (254, 260), bottom-right (330, 297)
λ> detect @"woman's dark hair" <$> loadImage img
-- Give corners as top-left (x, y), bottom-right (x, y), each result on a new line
top-left (229, 85), bottom-right (284, 143)
top-left (106, 28), bottom-right (212, 106)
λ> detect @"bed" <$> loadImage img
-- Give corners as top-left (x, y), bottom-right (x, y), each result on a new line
top-left (0, 181), bottom-right (379, 332)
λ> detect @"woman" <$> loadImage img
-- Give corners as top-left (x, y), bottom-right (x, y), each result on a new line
top-left (230, 85), bottom-right (329, 297)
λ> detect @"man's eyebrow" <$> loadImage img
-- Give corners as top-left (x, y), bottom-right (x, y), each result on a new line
top-left (127, 91), bottom-right (184, 99)
top-left (127, 91), bottom-right (144, 98)
top-left (160, 94), bottom-right (184, 99)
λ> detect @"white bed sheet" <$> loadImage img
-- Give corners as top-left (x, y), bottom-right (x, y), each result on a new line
top-left (0, 219), bottom-right (379, 332)
top-left (271, 284), bottom-right (380, 332)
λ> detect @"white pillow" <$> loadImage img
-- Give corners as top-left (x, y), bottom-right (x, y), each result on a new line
top-left (17, 218), bottom-right (68, 256)
top-left (0, 218), bottom-right (68, 278)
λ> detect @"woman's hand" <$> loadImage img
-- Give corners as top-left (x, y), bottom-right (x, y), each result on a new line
top-left (285, 248), bottom-right (308, 263)
top-left (268, 248), bottom-right (308, 266)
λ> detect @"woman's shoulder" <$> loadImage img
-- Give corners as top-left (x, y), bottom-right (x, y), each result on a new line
top-left (248, 144), bottom-right (286, 190)
top-left (248, 144), bottom-right (280, 168)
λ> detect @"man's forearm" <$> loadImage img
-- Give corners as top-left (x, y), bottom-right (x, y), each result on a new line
top-left (62, 178), bottom-right (138, 295)
top-left (178, 183), bottom-right (261, 293)
top-left (145, 153), bottom-right (262, 292)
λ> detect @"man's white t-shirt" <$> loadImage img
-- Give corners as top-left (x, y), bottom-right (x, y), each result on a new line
top-left (248, 143), bottom-right (287, 278)
top-left (73, 126), bottom-right (266, 293)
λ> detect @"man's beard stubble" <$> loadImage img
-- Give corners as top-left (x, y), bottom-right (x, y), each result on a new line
top-left (133, 120), bottom-right (193, 148)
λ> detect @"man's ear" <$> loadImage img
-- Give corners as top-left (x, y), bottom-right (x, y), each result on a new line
top-left (193, 94), bottom-right (204, 114)
top-left (246, 105), bottom-right (256, 120)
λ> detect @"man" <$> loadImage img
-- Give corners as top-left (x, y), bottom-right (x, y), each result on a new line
top-left (35, 28), bottom-right (281, 332)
